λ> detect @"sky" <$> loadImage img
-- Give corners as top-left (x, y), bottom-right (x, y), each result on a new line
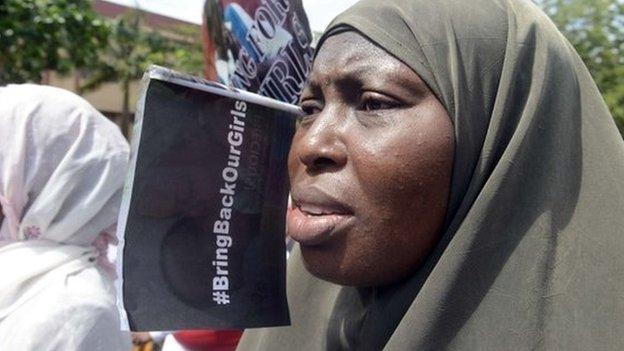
top-left (104, 0), bottom-right (360, 31)
top-left (104, 0), bottom-right (205, 24)
top-left (303, 0), bottom-right (359, 32)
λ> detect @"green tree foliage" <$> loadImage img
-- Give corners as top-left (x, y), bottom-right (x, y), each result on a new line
top-left (0, 0), bottom-right (109, 84)
top-left (80, 11), bottom-right (203, 136)
top-left (166, 24), bottom-right (206, 77)
top-left (536, 0), bottom-right (624, 135)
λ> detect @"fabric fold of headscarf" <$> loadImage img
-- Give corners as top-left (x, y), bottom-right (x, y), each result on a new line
top-left (237, 0), bottom-right (624, 350)
top-left (0, 84), bottom-right (130, 350)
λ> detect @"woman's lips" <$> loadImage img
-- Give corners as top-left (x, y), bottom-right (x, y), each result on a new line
top-left (286, 200), bottom-right (353, 246)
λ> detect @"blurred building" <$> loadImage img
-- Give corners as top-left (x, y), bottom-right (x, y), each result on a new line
top-left (46, 0), bottom-right (200, 124)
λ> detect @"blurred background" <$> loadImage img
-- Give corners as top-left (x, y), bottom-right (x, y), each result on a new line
top-left (0, 0), bottom-right (622, 137)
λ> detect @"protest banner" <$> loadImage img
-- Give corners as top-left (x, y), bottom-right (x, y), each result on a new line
top-left (202, 0), bottom-right (313, 103)
top-left (116, 66), bottom-right (298, 331)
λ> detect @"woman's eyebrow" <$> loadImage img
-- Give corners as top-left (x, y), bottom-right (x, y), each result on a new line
top-left (305, 65), bottom-right (370, 92)
top-left (298, 81), bottom-right (322, 104)
top-left (305, 60), bottom-right (430, 99)
top-left (353, 69), bottom-right (431, 100)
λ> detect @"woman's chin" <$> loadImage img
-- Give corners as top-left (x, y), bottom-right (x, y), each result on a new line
top-left (299, 244), bottom-right (412, 287)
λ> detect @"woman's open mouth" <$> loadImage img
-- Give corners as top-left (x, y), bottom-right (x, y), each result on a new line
top-left (287, 188), bottom-right (354, 246)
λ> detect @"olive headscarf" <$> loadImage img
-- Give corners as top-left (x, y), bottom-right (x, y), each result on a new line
top-left (237, 0), bottom-right (624, 349)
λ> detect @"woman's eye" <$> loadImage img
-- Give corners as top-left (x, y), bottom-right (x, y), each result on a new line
top-left (299, 101), bottom-right (322, 116)
top-left (363, 99), bottom-right (390, 111)
top-left (360, 93), bottom-right (400, 112)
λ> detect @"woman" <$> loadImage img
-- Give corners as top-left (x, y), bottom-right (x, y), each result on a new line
top-left (238, 0), bottom-right (624, 350)
top-left (0, 84), bottom-right (131, 350)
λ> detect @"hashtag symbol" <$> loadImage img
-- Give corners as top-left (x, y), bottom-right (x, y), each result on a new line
top-left (212, 291), bottom-right (230, 305)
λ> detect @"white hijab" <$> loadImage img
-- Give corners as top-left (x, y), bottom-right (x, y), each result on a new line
top-left (0, 84), bottom-right (131, 350)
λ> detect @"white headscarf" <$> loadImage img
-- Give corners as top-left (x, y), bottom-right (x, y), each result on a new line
top-left (0, 84), bottom-right (131, 350)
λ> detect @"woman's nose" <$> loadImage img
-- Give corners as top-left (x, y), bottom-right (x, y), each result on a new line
top-left (296, 112), bottom-right (348, 173)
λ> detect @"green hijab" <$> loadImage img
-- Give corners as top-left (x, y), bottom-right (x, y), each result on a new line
top-left (237, 0), bottom-right (624, 349)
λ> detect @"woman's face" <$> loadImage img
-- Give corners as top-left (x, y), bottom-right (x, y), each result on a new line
top-left (286, 31), bottom-right (455, 287)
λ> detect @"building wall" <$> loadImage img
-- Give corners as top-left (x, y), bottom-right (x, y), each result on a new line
top-left (47, 0), bottom-right (198, 124)
top-left (47, 72), bottom-right (141, 117)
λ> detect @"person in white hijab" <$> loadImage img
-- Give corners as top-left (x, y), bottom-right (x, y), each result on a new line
top-left (0, 84), bottom-right (131, 350)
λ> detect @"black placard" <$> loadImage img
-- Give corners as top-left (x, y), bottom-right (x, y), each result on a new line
top-left (116, 66), bottom-right (297, 331)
